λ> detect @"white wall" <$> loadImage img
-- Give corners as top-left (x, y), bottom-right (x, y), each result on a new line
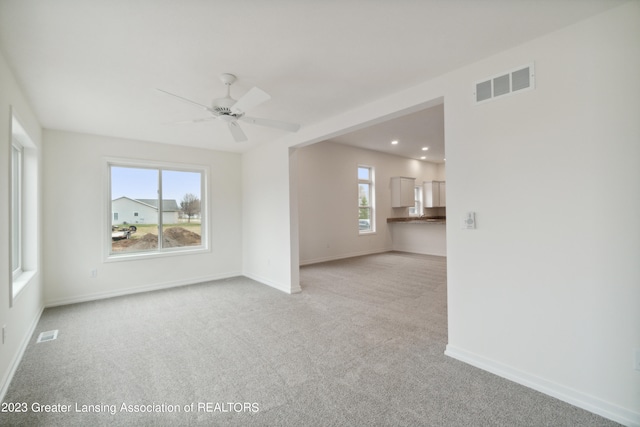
top-left (242, 139), bottom-right (299, 293)
top-left (443, 4), bottom-right (640, 423)
top-left (244, 3), bottom-right (639, 424)
top-left (0, 51), bottom-right (44, 399)
top-left (43, 130), bottom-right (243, 306)
top-left (296, 140), bottom-right (441, 264)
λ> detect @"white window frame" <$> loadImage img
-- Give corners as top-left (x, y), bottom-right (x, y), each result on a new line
top-left (10, 109), bottom-right (38, 305)
top-left (11, 141), bottom-right (23, 280)
top-left (357, 165), bottom-right (375, 235)
top-left (105, 158), bottom-right (209, 261)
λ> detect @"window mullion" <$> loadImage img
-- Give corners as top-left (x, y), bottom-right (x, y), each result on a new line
top-left (157, 168), bottom-right (163, 250)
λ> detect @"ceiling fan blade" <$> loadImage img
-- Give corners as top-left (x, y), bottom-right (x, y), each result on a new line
top-left (156, 88), bottom-right (212, 111)
top-left (231, 87), bottom-right (271, 114)
top-left (240, 116), bottom-right (300, 132)
top-left (227, 121), bottom-right (248, 142)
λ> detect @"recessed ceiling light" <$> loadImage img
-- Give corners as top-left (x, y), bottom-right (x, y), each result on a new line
top-left (420, 156), bottom-right (426, 160)
top-left (422, 147), bottom-right (429, 151)
top-left (391, 140), bottom-right (398, 145)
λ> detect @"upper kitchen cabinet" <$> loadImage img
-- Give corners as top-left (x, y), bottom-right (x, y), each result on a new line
top-left (391, 177), bottom-right (416, 207)
top-left (424, 181), bottom-right (446, 207)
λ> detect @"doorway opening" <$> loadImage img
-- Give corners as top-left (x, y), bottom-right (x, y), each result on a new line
top-left (293, 98), bottom-right (446, 268)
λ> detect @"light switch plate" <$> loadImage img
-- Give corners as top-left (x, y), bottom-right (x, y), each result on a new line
top-left (462, 212), bottom-right (476, 229)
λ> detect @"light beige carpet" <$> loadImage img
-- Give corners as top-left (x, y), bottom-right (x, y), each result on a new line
top-left (0, 252), bottom-right (620, 426)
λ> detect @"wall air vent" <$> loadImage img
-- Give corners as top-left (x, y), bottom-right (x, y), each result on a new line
top-left (37, 330), bottom-right (58, 343)
top-left (474, 63), bottom-right (535, 104)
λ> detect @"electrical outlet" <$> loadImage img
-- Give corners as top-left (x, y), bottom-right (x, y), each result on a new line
top-left (634, 349), bottom-right (640, 371)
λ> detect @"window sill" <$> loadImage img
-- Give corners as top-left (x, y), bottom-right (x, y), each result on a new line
top-left (105, 246), bottom-right (210, 263)
top-left (13, 270), bottom-right (37, 300)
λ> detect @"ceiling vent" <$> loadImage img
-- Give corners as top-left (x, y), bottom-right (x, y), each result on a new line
top-left (37, 330), bottom-right (58, 343)
top-left (474, 63), bottom-right (535, 104)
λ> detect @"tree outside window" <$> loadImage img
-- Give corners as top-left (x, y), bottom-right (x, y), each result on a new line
top-left (181, 193), bottom-right (201, 223)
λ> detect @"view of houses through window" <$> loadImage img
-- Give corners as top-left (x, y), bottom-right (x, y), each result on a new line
top-left (110, 164), bottom-right (205, 255)
top-left (358, 165), bottom-right (374, 233)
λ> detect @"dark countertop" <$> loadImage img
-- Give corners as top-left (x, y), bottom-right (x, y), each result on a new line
top-left (387, 217), bottom-right (446, 224)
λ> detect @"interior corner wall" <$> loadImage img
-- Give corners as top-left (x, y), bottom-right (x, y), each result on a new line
top-left (296, 140), bottom-right (441, 265)
top-left (0, 50), bottom-right (44, 399)
top-left (442, 3), bottom-right (640, 424)
top-left (241, 138), bottom-right (298, 293)
top-left (42, 130), bottom-right (243, 306)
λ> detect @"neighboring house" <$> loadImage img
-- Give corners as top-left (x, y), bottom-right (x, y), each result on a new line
top-left (111, 197), bottom-right (180, 225)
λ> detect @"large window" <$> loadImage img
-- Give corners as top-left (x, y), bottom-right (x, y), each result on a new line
top-left (358, 165), bottom-right (375, 234)
top-left (10, 111), bottom-right (38, 303)
top-left (108, 160), bottom-right (207, 258)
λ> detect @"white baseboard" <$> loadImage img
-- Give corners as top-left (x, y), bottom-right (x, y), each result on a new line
top-left (44, 272), bottom-right (242, 307)
top-left (299, 248), bottom-right (391, 266)
top-left (243, 272), bottom-right (301, 294)
top-left (391, 244), bottom-right (446, 257)
top-left (445, 345), bottom-right (640, 427)
top-left (0, 305), bottom-right (44, 403)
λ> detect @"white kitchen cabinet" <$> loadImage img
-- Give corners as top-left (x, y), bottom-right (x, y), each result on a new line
top-left (390, 177), bottom-right (416, 207)
top-left (424, 181), bottom-right (446, 207)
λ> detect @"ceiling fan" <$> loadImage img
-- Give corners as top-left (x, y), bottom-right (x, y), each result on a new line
top-left (157, 73), bottom-right (300, 142)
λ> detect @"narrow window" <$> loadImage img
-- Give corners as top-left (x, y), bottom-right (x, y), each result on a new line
top-left (10, 111), bottom-right (38, 303)
top-left (409, 185), bottom-right (423, 217)
top-left (109, 161), bottom-right (206, 257)
top-left (358, 165), bottom-right (375, 234)
top-left (11, 142), bottom-right (22, 279)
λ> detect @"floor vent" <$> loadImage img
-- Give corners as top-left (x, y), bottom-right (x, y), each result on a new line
top-left (474, 63), bottom-right (535, 104)
top-left (37, 330), bottom-right (58, 343)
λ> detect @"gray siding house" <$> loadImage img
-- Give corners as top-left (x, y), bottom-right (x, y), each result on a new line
top-left (112, 197), bottom-right (180, 225)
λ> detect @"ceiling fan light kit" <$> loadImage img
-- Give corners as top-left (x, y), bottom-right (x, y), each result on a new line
top-left (158, 73), bottom-right (300, 143)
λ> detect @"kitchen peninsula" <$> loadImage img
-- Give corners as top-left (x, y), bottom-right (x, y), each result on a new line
top-left (387, 216), bottom-right (446, 256)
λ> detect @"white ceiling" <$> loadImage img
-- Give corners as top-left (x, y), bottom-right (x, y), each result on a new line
top-left (0, 0), bottom-right (627, 159)
top-left (331, 102), bottom-right (446, 163)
